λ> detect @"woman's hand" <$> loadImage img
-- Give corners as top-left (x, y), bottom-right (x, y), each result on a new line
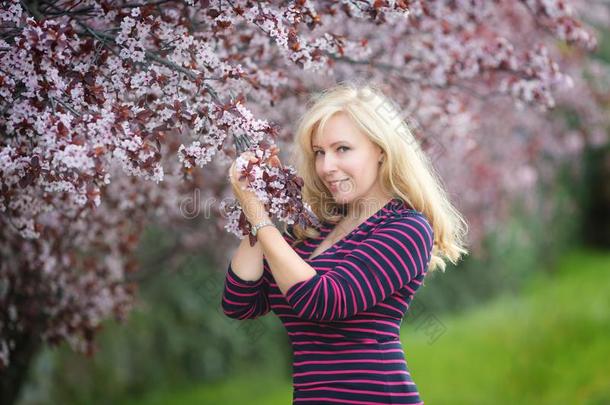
top-left (228, 151), bottom-right (253, 198)
top-left (229, 151), bottom-right (271, 225)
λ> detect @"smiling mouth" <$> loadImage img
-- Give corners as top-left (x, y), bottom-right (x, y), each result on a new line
top-left (328, 179), bottom-right (349, 190)
top-left (329, 179), bottom-right (348, 185)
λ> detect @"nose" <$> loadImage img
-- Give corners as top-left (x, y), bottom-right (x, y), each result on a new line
top-left (320, 153), bottom-right (339, 178)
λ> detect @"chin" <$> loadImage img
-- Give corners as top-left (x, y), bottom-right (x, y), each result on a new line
top-left (331, 194), bottom-right (353, 205)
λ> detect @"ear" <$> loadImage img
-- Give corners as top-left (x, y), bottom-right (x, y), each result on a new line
top-left (376, 146), bottom-right (385, 162)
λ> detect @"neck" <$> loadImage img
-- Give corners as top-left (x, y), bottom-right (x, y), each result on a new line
top-left (344, 194), bottom-right (394, 223)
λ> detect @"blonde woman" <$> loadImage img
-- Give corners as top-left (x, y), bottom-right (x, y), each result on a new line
top-left (223, 82), bottom-right (468, 404)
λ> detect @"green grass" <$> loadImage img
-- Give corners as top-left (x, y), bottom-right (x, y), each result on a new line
top-left (119, 365), bottom-right (293, 405)
top-left (122, 249), bottom-right (610, 405)
top-left (406, 249), bottom-right (610, 404)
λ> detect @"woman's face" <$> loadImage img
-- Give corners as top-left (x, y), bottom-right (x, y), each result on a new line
top-left (312, 112), bottom-right (387, 212)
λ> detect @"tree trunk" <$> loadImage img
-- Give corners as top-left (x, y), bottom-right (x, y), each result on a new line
top-left (0, 332), bottom-right (40, 405)
top-left (584, 146), bottom-right (610, 247)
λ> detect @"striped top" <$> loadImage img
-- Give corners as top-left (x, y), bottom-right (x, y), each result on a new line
top-left (221, 197), bottom-right (434, 404)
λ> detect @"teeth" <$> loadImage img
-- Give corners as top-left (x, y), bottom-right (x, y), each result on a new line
top-left (330, 179), bottom-right (347, 187)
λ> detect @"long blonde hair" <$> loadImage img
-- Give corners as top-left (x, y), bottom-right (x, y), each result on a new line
top-left (285, 82), bottom-right (468, 272)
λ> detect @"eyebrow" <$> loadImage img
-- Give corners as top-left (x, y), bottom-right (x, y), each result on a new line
top-left (312, 141), bottom-right (348, 149)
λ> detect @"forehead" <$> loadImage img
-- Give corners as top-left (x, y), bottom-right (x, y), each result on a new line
top-left (311, 112), bottom-right (366, 147)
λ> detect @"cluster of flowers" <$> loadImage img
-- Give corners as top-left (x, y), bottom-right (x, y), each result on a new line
top-left (222, 141), bottom-right (320, 247)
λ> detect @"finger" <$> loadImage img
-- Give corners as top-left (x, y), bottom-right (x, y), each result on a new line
top-left (242, 151), bottom-right (257, 162)
top-left (268, 155), bottom-right (281, 168)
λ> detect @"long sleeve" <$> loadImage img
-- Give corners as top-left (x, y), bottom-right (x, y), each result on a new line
top-left (284, 214), bottom-right (434, 322)
top-left (221, 261), bottom-right (271, 320)
top-left (220, 224), bottom-right (297, 320)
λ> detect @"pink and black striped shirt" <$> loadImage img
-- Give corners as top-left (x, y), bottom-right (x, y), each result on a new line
top-left (222, 197), bottom-right (434, 404)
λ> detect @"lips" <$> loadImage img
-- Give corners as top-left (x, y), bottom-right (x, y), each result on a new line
top-left (328, 178), bottom-right (348, 190)
top-left (328, 178), bottom-right (348, 185)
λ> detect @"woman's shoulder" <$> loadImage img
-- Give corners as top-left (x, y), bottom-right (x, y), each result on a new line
top-left (383, 199), bottom-right (429, 221)
top-left (393, 207), bottom-right (429, 221)
top-left (377, 205), bottom-right (433, 237)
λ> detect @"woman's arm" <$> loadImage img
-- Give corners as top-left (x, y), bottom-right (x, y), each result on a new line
top-left (262, 214), bottom-right (434, 322)
top-left (225, 152), bottom-right (317, 311)
top-left (221, 237), bottom-right (270, 320)
top-left (230, 234), bottom-right (264, 282)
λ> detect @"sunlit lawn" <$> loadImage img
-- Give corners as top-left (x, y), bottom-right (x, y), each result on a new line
top-left (122, 249), bottom-right (610, 405)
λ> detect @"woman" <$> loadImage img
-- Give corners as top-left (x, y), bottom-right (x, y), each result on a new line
top-left (222, 82), bottom-right (468, 404)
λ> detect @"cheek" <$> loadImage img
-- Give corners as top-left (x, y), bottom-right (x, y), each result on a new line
top-left (314, 161), bottom-right (327, 183)
top-left (354, 162), bottom-right (379, 183)
top-left (314, 160), bottom-right (322, 175)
